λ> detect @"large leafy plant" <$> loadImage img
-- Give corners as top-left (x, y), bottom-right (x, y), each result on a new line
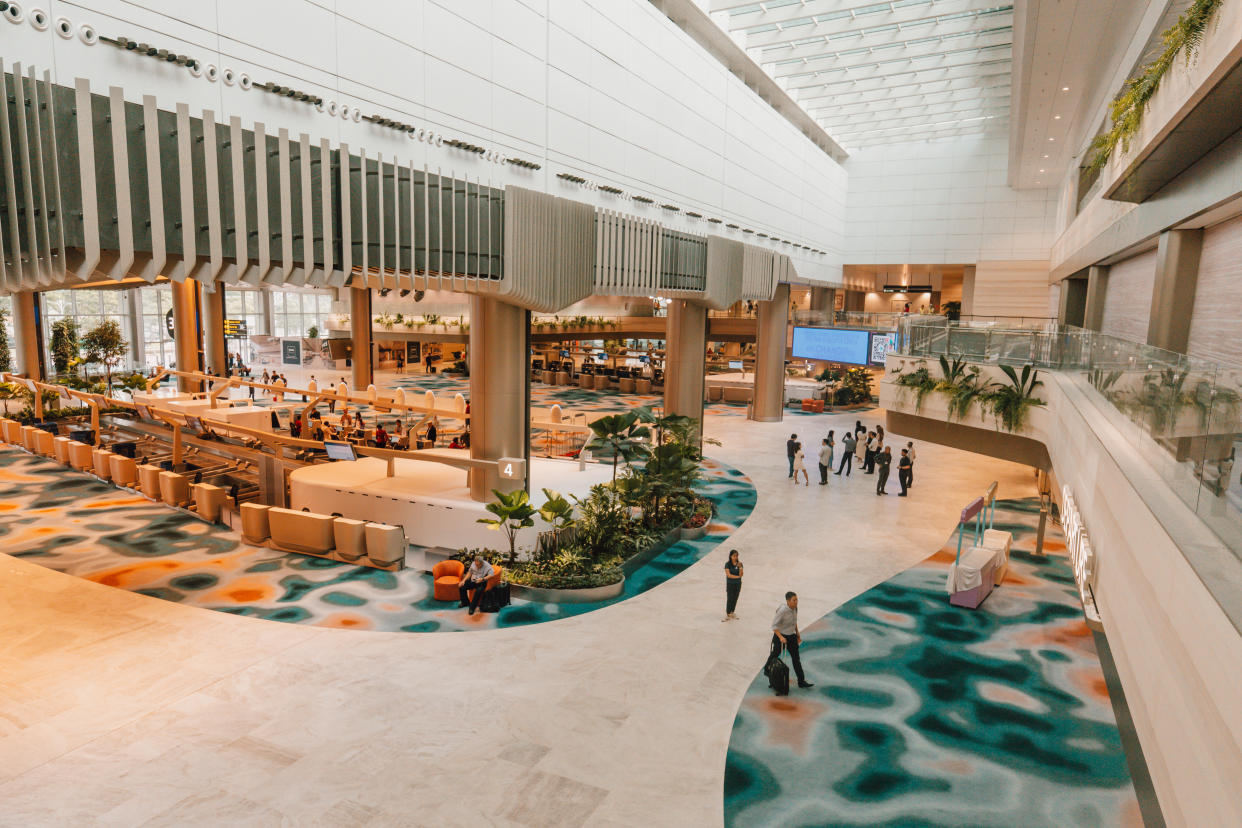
top-left (895, 363), bottom-right (938, 412)
top-left (983, 364), bottom-right (1045, 432)
top-left (585, 410), bottom-right (651, 483)
top-left (477, 488), bottom-right (536, 564)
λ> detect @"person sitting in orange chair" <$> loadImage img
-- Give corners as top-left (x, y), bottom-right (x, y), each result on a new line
top-left (458, 553), bottom-right (495, 616)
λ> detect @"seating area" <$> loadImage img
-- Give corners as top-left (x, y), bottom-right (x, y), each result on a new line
top-left (431, 559), bottom-right (505, 603)
top-left (240, 503), bottom-right (407, 571)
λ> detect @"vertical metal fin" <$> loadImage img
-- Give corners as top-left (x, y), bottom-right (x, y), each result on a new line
top-left (200, 108), bottom-right (223, 286)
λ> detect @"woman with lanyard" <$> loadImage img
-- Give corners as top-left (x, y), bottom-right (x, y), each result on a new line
top-left (723, 550), bottom-right (743, 621)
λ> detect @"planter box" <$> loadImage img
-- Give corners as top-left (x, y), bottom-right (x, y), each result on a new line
top-left (621, 526), bottom-right (682, 576)
top-left (680, 523), bottom-right (708, 541)
top-left (510, 578), bottom-right (624, 604)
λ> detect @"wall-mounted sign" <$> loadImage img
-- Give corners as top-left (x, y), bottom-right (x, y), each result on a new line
top-left (281, 339), bottom-right (303, 366)
top-left (406, 341), bottom-right (422, 363)
top-left (223, 319), bottom-right (248, 337)
top-left (498, 457), bottom-right (526, 480)
top-left (1060, 485), bottom-right (1103, 631)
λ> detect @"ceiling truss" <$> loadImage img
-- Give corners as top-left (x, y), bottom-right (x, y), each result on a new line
top-left (710, 0), bottom-right (1016, 149)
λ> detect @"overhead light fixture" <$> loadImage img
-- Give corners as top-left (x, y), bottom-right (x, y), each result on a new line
top-left (1062, 86), bottom-right (1069, 91)
top-left (1039, 169), bottom-right (1045, 173)
top-left (1054, 115), bottom-right (1061, 120)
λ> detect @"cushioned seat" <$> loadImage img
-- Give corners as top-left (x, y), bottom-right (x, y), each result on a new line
top-left (722, 386), bottom-right (752, 403)
top-left (53, 436), bottom-right (72, 465)
top-left (268, 507), bottom-right (336, 555)
top-left (240, 502), bottom-right (272, 545)
top-left (707, 386), bottom-right (724, 402)
top-left (618, 377), bottom-right (636, 393)
top-left (69, 441), bottom-right (95, 471)
top-left (432, 560), bottom-right (465, 601)
top-left (364, 522), bottom-right (406, 569)
top-left (34, 429), bottom-right (56, 457)
top-left (578, 374), bottom-right (594, 390)
top-left (0, 418), bottom-right (19, 443)
top-left (138, 464), bottom-right (163, 499)
top-left (21, 425), bottom-right (41, 452)
top-left (555, 371), bottom-right (570, 386)
top-left (636, 378), bottom-right (653, 394)
top-left (92, 448), bottom-right (114, 479)
top-left (593, 374), bottom-right (610, 391)
top-left (159, 471), bottom-right (190, 508)
top-left (333, 518), bottom-right (367, 562)
top-left (541, 370), bottom-right (555, 384)
top-left (109, 454), bottom-right (139, 487)
top-left (192, 482), bottom-right (226, 522)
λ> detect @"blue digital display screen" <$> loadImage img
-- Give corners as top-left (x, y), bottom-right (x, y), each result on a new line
top-left (790, 327), bottom-right (871, 365)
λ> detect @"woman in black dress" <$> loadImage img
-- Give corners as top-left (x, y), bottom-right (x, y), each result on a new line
top-left (723, 549), bottom-right (743, 621)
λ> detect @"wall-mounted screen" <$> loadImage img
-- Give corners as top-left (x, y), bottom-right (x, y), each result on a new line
top-left (790, 327), bottom-right (871, 365)
top-left (323, 441), bottom-right (357, 462)
top-left (869, 332), bottom-right (897, 365)
top-left (728, 360), bottom-right (744, 371)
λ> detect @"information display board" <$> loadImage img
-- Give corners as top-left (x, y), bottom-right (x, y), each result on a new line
top-left (869, 331), bottom-right (897, 365)
top-left (281, 339), bottom-right (303, 366)
top-left (790, 327), bottom-right (871, 365)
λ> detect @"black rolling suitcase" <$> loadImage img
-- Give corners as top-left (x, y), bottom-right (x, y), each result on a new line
top-left (765, 646), bottom-right (790, 696)
top-left (481, 582), bottom-right (511, 613)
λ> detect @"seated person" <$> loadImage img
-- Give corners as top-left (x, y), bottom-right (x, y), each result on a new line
top-left (374, 423), bottom-right (390, 448)
top-left (458, 553), bottom-right (495, 615)
top-left (460, 429), bottom-right (471, 448)
top-left (340, 410), bottom-right (354, 430)
top-left (447, 436), bottom-right (464, 449)
top-left (290, 415), bottom-right (303, 439)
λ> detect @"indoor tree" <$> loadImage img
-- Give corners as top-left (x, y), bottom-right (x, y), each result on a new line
top-left (49, 318), bottom-right (80, 377)
top-left (585, 410), bottom-right (651, 484)
top-left (477, 488), bottom-right (537, 565)
top-left (81, 320), bottom-right (128, 395)
top-left (0, 307), bottom-right (11, 373)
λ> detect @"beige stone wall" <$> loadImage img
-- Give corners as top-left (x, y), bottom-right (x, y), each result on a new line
top-left (968, 260), bottom-right (1052, 318)
top-left (1188, 214), bottom-right (1242, 365)
top-left (1100, 248), bottom-right (1158, 343)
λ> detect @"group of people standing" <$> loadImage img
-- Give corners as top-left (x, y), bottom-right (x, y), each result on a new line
top-left (786, 422), bottom-right (916, 496)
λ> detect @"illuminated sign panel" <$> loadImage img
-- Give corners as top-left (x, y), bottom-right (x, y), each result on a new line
top-left (1061, 485), bottom-right (1102, 631)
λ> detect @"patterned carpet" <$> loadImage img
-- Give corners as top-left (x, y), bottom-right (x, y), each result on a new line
top-left (0, 445), bottom-right (755, 632)
top-left (723, 497), bottom-right (1141, 828)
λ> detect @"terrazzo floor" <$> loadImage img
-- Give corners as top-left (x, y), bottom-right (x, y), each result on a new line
top-left (723, 498), bottom-right (1140, 828)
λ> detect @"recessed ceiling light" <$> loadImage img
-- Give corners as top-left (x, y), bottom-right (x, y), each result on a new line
top-left (1049, 138), bottom-right (1055, 142)
top-left (1062, 87), bottom-right (1069, 91)
top-left (1043, 154), bottom-right (1049, 158)
top-left (1054, 115), bottom-right (1061, 120)
top-left (1039, 169), bottom-right (1045, 173)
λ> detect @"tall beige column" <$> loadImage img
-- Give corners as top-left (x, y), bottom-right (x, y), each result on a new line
top-left (960, 265), bottom-right (977, 317)
top-left (663, 299), bottom-right (707, 422)
top-left (201, 283), bottom-right (227, 375)
top-left (752, 283), bottom-right (790, 422)
top-left (1148, 229), bottom-right (1204, 353)
top-left (350, 286), bottom-right (373, 389)
top-left (468, 295), bottom-right (529, 500)
top-left (809, 286), bottom-right (834, 322)
top-left (1083, 265), bottom-right (1109, 331)
top-left (170, 279), bottom-right (202, 392)
top-left (11, 290), bottom-right (43, 380)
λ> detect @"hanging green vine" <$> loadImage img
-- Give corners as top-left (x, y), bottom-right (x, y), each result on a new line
top-left (1087, 0), bottom-right (1224, 172)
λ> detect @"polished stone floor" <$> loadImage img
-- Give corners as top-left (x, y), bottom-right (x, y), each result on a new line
top-left (0, 406), bottom-right (1073, 826)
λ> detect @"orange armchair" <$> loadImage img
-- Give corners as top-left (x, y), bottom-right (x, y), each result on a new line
top-left (432, 560), bottom-right (465, 601)
top-left (467, 564), bottom-right (504, 604)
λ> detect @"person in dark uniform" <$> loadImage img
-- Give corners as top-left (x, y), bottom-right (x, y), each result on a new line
top-left (898, 449), bottom-right (913, 496)
top-left (723, 549), bottom-right (743, 621)
top-left (786, 433), bottom-right (798, 478)
top-left (876, 446), bottom-right (892, 495)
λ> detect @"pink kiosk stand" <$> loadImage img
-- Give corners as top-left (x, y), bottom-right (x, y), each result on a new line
top-left (947, 483), bottom-right (1013, 609)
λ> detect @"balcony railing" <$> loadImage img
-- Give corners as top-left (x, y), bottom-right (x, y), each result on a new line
top-left (895, 318), bottom-right (1242, 559)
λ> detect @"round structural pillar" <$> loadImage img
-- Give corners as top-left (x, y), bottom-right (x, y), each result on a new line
top-left (11, 290), bottom-right (44, 380)
top-left (663, 299), bottom-right (707, 422)
top-left (350, 286), bottom-right (373, 390)
top-left (468, 295), bottom-right (529, 501)
top-left (171, 279), bottom-right (202, 392)
top-left (201, 282), bottom-right (227, 376)
top-left (752, 283), bottom-right (790, 422)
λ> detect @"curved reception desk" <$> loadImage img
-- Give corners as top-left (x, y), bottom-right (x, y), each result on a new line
top-left (289, 452), bottom-right (612, 557)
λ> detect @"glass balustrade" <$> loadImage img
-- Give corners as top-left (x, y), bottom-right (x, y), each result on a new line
top-left (894, 318), bottom-right (1242, 559)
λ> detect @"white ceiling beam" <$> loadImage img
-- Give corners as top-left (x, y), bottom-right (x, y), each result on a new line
top-left (840, 120), bottom-right (1008, 148)
top-left (817, 94), bottom-right (1010, 128)
top-left (795, 63), bottom-right (1010, 102)
top-left (834, 112), bottom-right (1008, 142)
top-left (805, 77), bottom-right (1010, 111)
top-left (783, 47), bottom-right (1011, 90)
top-left (744, 0), bottom-right (1012, 50)
top-left (726, 0), bottom-right (892, 32)
top-left (822, 100), bottom-right (1011, 132)
top-left (709, 0), bottom-right (769, 13)
top-left (769, 27), bottom-right (1012, 76)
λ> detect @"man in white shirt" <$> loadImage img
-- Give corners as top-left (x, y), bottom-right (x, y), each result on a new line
top-left (458, 554), bottom-right (495, 615)
top-left (771, 592), bottom-right (813, 689)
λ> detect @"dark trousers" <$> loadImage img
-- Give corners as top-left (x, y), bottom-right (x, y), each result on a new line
top-left (459, 578), bottom-right (487, 611)
top-left (899, 469), bottom-right (911, 495)
top-left (876, 467), bottom-right (890, 493)
top-left (771, 633), bottom-right (806, 684)
top-left (836, 453), bottom-right (852, 475)
top-left (907, 463), bottom-right (914, 487)
top-left (726, 579), bottom-right (741, 614)
top-left (864, 449), bottom-right (876, 473)
top-left (787, 454), bottom-right (795, 477)
top-left (818, 463), bottom-right (829, 484)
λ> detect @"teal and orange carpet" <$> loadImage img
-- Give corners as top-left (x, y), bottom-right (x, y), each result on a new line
top-left (723, 498), bottom-right (1141, 827)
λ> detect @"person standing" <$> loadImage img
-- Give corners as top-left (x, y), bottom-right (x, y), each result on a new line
top-left (817, 438), bottom-right (832, 485)
top-left (876, 446), bottom-right (892, 495)
top-left (792, 443), bottom-right (809, 486)
top-left (771, 592), bottom-right (813, 689)
top-left (723, 550), bottom-right (743, 621)
top-left (898, 448), bottom-right (913, 496)
top-left (786, 434), bottom-right (798, 478)
top-left (863, 431), bottom-right (877, 474)
top-left (905, 441), bottom-right (917, 487)
top-left (836, 432), bottom-right (856, 476)
top-left (426, 418), bottom-right (438, 446)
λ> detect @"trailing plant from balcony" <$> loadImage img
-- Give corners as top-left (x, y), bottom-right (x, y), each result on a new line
top-left (983, 364), bottom-right (1045, 432)
top-left (946, 370), bottom-right (993, 422)
top-left (894, 362), bottom-right (937, 412)
top-left (1087, 0), bottom-right (1224, 172)
top-left (423, 313), bottom-right (440, 325)
top-left (935, 355), bottom-right (971, 391)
